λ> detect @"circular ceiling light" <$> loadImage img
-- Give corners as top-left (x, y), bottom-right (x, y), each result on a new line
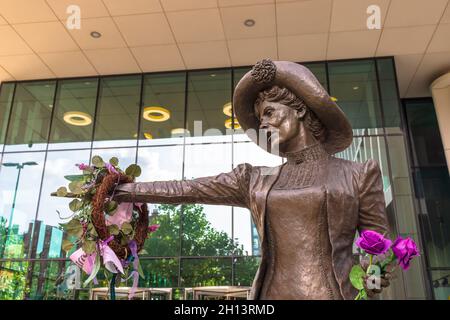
top-left (90, 31), bottom-right (102, 38)
top-left (144, 132), bottom-right (153, 140)
top-left (223, 102), bottom-right (233, 117)
top-left (171, 128), bottom-right (190, 137)
top-left (244, 19), bottom-right (255, 27)
top-left (225, 118), bottom-right (241, 130)
top-left (142, 106), bottom-right (171, 122)
top-left (63, 111), bottom-right (92, 126)
top-left (331, 96), bottom-right (338, 102)
top-left (353, 86), bottom-right (359, 90)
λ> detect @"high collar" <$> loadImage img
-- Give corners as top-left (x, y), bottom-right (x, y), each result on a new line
top-left (284, 143), bottom-right (330, 164)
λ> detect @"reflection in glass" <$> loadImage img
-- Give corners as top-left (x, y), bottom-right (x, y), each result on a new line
top-left (0, 152), bottom-right (45, 259)
top-left (137, 145), bottom-right (183, 181)
top-left (180, 258), bottom-right (232, 287)
top-left (328, 60), bottom-right (383, 133)
top-left (35, 150), bottom-right (91, 259)
top-left (304, 62), bottom-right (327, 89)
top-left (377, 58), bottom-right (402, 134)
top-left (181, 204), bottom-right (232, 256)
top-left (0, 83), bottom-right (15, 150)
top-left (139, 73), bottom-right (186, 146)
top-left (4, 81), bottom-right (56, 152)
top-left (233, 207), bottom-right (258, 256)
top-left (186, 70), bottom-right (232, 143)
top-left (93, 76), bottom-right (141, 148)
top-left (48, 79), bottom-right (98, 150)
top-left (139, 258), bottom-right (179, 289)
top-left (233, 257), bottom-right (260, 286)
top-left (90, 147), bottom-right (137, 169)
top-left (233, 141), bottom-right (282, 167)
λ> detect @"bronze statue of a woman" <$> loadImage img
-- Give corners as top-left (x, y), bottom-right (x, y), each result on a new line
top-left (114, 59), bottom-right (391, 300)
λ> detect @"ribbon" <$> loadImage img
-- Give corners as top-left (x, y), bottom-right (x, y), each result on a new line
top-left (105, 202), bottom-right (133, 228)
top-left (99, 236), bottom-right (124, 274)
top-left (70, 248), bottom-right (96, 274)
top-left (127, 240), bottom-right (140, 300)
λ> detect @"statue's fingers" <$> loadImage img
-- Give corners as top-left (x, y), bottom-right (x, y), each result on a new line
top-left (380, 278), bottom-right (390, 288)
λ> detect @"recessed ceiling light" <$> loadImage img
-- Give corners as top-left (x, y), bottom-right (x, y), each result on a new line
top-left (353, 86), bottom-right (359, 90)
top-left (225, 118), bottom-right (241, 130)
top-left (63, 111), bottom-right (92, 126)
top-left (84, 82), bottom-right (91, 85)
top-left (210, 74), bottom-right (216, 77)
top-left (90, 31), bottom-right (102, 38)
top-left (331, 96), bottom-right (338, 102)
top-left (244, 19), bottom-right (255, 27)
top-left (171, 128), bottom-right (190, 137)
top-left (223, 102), bottom-right (234, 117)
top-left (142, 106), bottom-right (171, 122)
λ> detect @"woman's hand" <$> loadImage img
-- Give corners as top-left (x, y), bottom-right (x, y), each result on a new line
top-left (361, 261), bottom-right (395, 298)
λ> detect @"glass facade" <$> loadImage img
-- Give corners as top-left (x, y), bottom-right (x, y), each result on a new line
top-left (403, 98), bottom-right (450, 300)
top-left (0, 58), bottom-right (431, 299)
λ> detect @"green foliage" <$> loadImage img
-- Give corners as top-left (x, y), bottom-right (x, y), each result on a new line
top-left (91, 155), bottom-right (104, 167)
top-left (141, 204), bottom-right (259, 287)
top-left (109, 157), bottom-right (119, 166)
top-left (349, 265), bottom-right (365, 290)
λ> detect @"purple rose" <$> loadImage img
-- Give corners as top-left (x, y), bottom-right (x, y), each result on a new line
top-left (105, 163), bottom-right (118, 175)
top-left (392, 236), bottom-right (419, 270)
top-left (356, 230), bottom-right (392, 255)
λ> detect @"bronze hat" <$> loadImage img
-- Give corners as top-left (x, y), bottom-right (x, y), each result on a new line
top-left (233, 59), bottom-right (353, 155)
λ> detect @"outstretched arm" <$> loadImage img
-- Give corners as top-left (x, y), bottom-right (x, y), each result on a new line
top-left (113, 163), bottom-right (253, 208)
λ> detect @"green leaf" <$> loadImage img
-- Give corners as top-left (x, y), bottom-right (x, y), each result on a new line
top-left (137, 260), bottom-right (145, 279)
top-left (108, 224), bottom-right (120, 236)
top-left (56, 186), bottom-right (68, 197)
top-left (68, 181), bottom-right (83, 195)
top-left (64, 174), bottom-right (87, 182)
top-left (125, 164), bottom-right (141, 178)
top-left (87, 223), bottom-right (98, 237)
top-left (69, 198), bottom-right (83, 212)
top-left (61, 219), bottom-right (83, 238)
top-left (91, 155), bottom-right (104, 167)
top-left (349, 265), bottom-right (365, 290)
top-left (82, 240), bottom-right (96, 254)
top-left (62, 239), bottom-right (74, 253)
top-left (109, 157), bottom-right (119, 166)
top-left (121, 222), bottom-right (133, 235)
top-left (105, 201), bottom-right (118, 215)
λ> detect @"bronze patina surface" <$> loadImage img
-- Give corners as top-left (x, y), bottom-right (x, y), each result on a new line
top-left (114, 60), bottom-right (391, 300)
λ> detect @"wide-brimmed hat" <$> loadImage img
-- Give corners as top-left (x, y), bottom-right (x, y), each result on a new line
top-left (233, 59), bottom-right (353, 155)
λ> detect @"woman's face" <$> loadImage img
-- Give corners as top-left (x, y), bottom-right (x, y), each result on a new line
top-left (256, 100), bottom-right (304, 152)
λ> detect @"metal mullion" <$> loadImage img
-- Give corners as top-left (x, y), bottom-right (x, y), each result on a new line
top-left (88, 77), bottom-right (101, 164)
top-left (135, 74), bottom-right (145, 164)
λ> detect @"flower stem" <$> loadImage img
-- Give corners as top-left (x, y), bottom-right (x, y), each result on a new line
top-left (367, 254), bottom-right (373, 274)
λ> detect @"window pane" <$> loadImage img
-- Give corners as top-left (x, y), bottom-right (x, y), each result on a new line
top-left (4, 81), bottom-right (56, 152)
top-left (137, 145), bottom-right (183, 181)
top-left (0, 152), bottom-right (45, 259)
top-left (35, 150), bottom-right (91, 259)
top-left (93, 76), bottom-right (141, 148)
top-left (0, 83), bottom-right (15, 150)
top-left (144, 204), bottom-right (180, 257)
top-left (0, 260), bottom-right (29, 299)
top-left (139, 258), bottom-right (179, 289)
top-left (90, 147), bottom-right (137, 169)
top-left (139, 73), bottom-right (186, 146)
top-left (431, 271), bottom-right (450, 300)
top-left (186, 70), bottom-right (232, 144)
top-left (377, 58), bottom-right (402, 134)
top-left (183, 143), bottom-right (233, 256)
top-left (234, 257), bottom-right (260, 286)
top-left (48, 78), bottom-right (98, 150)
top-left (233, 141), bottom-right (282, 167)
top-left (180, 258), bottom-right (232, 287)
top-left (328, 60), bottom-right (383, 134)
top-left (304, 62), bottom-right (327, 89)
top-left (233, 207), bottom-right (259, 256)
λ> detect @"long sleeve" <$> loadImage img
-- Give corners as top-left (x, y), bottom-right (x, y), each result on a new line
top-left (357, 159), bottom-right (390, 236)
top-left (114, 163), bottom-right (253, 208)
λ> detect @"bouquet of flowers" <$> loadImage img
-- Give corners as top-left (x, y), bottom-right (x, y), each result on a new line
top-left (53, 155), bottom-right (159, 299)
top-left (350, 230), bottom-right (420, 300)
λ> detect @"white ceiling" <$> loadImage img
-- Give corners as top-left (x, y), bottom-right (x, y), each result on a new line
top-left (0, 0), bottom-right (449, 98)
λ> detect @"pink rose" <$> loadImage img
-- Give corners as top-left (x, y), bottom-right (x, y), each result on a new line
top-left (356, 230), bottom-right (392, 255)
top-left (392, 236), bottom-right (419, 270)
